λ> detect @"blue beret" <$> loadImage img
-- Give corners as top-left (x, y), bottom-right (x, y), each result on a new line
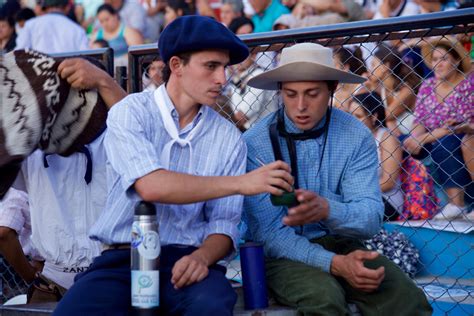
top-left (158, 16), bottom-right (249, 65)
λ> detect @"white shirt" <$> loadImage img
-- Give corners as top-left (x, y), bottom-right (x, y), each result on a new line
top-left (16, 132), bottom-right (107, 288)
top-left (0, 188), bottom-right (42, 260)
top-left (15, 13), bottom-right (89, 54)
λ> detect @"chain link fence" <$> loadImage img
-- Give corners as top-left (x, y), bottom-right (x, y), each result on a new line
top-left (129, 9), bottom-right (474, 313)
top-left (1, 8), bottom-right (473, 313)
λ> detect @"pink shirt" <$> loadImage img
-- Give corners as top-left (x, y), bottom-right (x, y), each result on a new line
top-left (414, 73), bottom-right (474, 131)
top-left (0, 188), bottom-right (42, 260)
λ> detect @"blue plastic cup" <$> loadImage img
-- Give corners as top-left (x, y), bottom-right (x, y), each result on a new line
top-left (240, 242), bottom-right (269, 310)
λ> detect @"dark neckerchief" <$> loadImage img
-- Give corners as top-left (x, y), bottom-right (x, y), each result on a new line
top-left (269, 107), bottom-right (331, 190)
top-left (42, 126), bottom-right (106, 185)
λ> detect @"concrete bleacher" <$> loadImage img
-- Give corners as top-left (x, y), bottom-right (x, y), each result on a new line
top-left (2, 221), bottom-right (472, 315)
top-left (0, 288), bottom-right (300, 316)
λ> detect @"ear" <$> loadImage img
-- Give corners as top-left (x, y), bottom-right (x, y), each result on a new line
top-left (169, 56), bottom-right (183, 77)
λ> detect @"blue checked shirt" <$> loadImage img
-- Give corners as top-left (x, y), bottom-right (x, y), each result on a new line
top-left (89, 88), bottom-right (246, 251)
top-left (242, 108), bottom-right (383, 272)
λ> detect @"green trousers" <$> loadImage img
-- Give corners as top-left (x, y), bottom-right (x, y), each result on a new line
top-left (265, 236), bottom-right (432, 316)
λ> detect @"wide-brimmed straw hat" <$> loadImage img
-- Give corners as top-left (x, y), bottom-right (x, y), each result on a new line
top-left (248, 43), bottom-right (366, 90)
top-left (421, 37), bottom-right (471, 74)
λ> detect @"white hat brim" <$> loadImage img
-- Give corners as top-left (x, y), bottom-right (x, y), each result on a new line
top-left (248, 62), bottom-right (367, 90)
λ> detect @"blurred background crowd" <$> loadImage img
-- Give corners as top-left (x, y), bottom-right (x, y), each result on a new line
top-left (1, 0), bottom-right (473, 220)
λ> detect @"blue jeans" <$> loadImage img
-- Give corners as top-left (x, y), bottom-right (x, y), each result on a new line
top-left (53, 246), bottom-right (236, 316)
top-left (400, 134), bottom-right (470, 188)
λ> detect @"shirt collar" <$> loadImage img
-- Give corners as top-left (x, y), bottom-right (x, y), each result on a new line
top-left (160, 85), bottom-right (205, 134)
top-left (282, 108), bottom-right (327, 145)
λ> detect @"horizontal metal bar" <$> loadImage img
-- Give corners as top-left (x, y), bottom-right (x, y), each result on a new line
top-left (238, 8), bottom-right (474, 47)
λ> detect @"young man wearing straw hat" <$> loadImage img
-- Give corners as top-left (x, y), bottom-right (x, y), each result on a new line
top-left (243, 42), bottom-right (432, 315)
top-left (54, 16), bottom-right (293, 315)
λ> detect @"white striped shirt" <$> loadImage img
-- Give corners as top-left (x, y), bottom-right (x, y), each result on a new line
top-left (90, 88), bottom-right (246, 251)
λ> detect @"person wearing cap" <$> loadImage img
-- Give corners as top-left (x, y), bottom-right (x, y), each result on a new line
top-left (14, 0), bottom-right (89, 54)
top-left (242, 42), bottom-right (433, 315)
top-left (404, 38), bottom-right (473, 220)
top-left (53, 16), bottom-right (293, 316)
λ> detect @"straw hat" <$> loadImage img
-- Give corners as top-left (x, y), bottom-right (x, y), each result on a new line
top-left (421, 37), bottom-right (472, 74)
top-left (247, 43), bottom-right (366, 90)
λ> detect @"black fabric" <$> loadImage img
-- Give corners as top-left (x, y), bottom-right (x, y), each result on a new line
top-left (0, 160), bottom-right (22, 200)
top-left (269, 107), bottom-right (331, 190)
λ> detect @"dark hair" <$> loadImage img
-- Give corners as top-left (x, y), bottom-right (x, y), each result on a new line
top-left (0, 14), bottom-right (15, 27)
top-left (93, 39), bottom-right (110, 48)
top-left (333, 47), bottom-right (367, 76)
top-left (433, 42), bottom-right (463, 71)
top-left (374, 44), bottom-right (421, 93)
top-left (352, 92), bottom-right (385, 128)
top-left (97, 3), bottom-right (118, 16)
top-left (167, 0), bottom-right (196, 16)
top-left (15, 8), bottom-right (36, 22)
top-left (228, 16), bottom-right (254, 34)
top-left (161, 51), bottom-right (192, 83)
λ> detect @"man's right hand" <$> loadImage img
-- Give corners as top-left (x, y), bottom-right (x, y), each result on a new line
top-left (238, 160), bottom-right (294, 196)
top-left (330, 250), bottom-right (385, 293)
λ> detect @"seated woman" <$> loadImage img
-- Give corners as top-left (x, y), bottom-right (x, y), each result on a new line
top-left (349, 92), bottom-right (404, 221)
top-left (92, 4), bottom-right (143, 67)
top-left (403, 38), bottom-right (473, 220)
top-left (369, 44), bottom-right (421, 136)
top-left (333, 46), bottom-right (368, 111)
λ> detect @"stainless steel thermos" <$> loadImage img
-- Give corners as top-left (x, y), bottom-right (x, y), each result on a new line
top-left (131, 201), bottom-right (160, 314)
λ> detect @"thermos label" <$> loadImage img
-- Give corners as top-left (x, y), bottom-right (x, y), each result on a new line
top-left (131, 270), bottom-right (160, 308)
top-left (132, 222), bottom-right (161, 259)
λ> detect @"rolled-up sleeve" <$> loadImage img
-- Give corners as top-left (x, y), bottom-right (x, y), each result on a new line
top-left (0, 188), bottom-right (28, 233)
top-left (204, 138), bottom-right (247, 256)
top-left (104, 96), bottom-right (164, 193)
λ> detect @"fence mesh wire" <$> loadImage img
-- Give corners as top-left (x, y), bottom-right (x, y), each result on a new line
top-left (1, 10), bottom-right (473, 313)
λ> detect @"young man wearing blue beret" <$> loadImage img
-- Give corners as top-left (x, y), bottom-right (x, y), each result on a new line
top-left (54, 15), bottom-right (293, 315)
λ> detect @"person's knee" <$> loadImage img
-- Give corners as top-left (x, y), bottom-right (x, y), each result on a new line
top-left (300, 280), bottom-right (346, 307)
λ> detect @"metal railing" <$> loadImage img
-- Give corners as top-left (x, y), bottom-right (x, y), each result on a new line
top-left (1, 8), bottom-right (473, 314)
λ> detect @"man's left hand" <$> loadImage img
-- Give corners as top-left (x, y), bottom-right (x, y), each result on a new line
top-left (283, 189), bottom-right (329, 226)
top-left (171, 252), bottom-right (209, 290)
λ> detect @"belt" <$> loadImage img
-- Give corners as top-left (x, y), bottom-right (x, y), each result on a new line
top-left (102, 243), bottom-right (131, 252)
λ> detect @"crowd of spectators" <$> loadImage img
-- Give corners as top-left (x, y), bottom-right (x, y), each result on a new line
top-left (0, 0), bottom-right (472, 225)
